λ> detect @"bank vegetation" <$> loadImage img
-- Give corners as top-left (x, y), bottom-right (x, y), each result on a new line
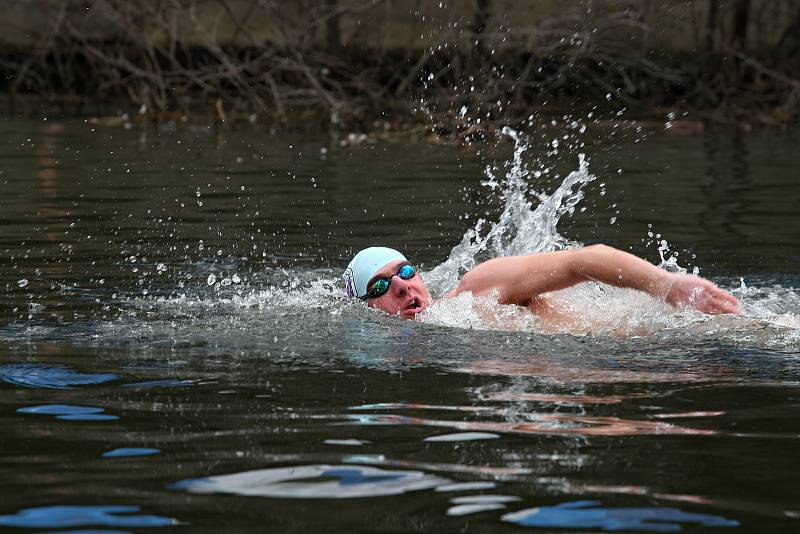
top-left (2, 0), bottom-right (800, 131)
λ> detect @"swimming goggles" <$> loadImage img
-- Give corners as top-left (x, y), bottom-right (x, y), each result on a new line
top-left (361, 264), bottom-right (417, 300)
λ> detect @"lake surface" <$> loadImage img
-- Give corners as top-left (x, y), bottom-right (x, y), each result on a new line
top-left (0, 116), bottom-right (798, 533)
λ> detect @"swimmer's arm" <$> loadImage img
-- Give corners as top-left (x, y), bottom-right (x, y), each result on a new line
top-left (452, 244), bottom-right (741, 314)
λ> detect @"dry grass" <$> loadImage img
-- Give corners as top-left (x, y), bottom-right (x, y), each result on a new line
top-left (2, 0), bottom-right (799, 128)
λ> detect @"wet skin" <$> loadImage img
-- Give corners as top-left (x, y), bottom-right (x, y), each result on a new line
top-left (366, 260), bottom-right (433, 319)
top-left (365, 248), bottom-right (740, 321)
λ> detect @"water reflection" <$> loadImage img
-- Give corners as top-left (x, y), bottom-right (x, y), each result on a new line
top-left (447, 494), bottom-right (522, 516)
top-left (102, 448), bottom-right (161, 458)
top-left (120, 379), bottom-right (197, 389)
top-left (346, 411), bottom-right (715, 437)
top-left (501, 500), bottom-right (739, 531)
top-left (323, 439), bottom-right (371, 446)
top-left (0, 505), bottom-right (176, 529)
top-left (447, 503), bottom-right (507, 516)
top-left (424, 432), bottom-right (500, 442)
top-left (456, 358), bottom-right (720, 384)
top-left (698, 130), bottom-right (751, 244)
top-left (484, 391), bottom-right (630, 404)
top-left (34, 122), bottom-right (68, 247)
top-left (0, 362), bottom-right (119, 388)
top-left (17, 404), bottom-right (119, 421)
top-left (342, 455), bottom-right (532, 478)
top-left (574, 484), bottom-right (715, 505)
top-left (436, 482), bottom-right (498, 492)
top-left (172, 464), bottom-right (449, 498)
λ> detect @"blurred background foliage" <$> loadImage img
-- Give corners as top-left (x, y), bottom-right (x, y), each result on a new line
top-left (1, 0), bottom-right (799, 127)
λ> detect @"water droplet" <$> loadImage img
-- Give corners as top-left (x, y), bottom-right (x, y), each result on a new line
top-left (17, 279), bottom-right (28, 288)
top-left (207, 274), bottom-right (217, 286)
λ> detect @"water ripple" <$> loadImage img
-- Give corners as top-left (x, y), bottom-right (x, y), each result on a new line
top-left (0, 363), bottom-right (118, 389)
top-left (17, 404), bottom-right (119, 421)
top-left (447, 494), bottom-right (522, 516)
top-left (323, 439), bottom-right (371, 446)
top-left (501, 500), bottom-right (739, 531)
top-left (172, 464), bottom-right (449, 499)
top-left (0, 505), bottom-right (176, 529)
top-left (424, 432), bottom-right (500, 442)
top-left (484, 391), bottom-right (631, 405)
top-left (447, 503), bottom-right (507, 516)
top-left (345, 412), bottom-right (714, 437)
top-left (120, 379), bottom-right (196, 389)
top-left (102, 448), bottom-right (161, 458)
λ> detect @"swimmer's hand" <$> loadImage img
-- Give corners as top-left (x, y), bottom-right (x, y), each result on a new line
top-left (664, 274), bottom-right (741, 314)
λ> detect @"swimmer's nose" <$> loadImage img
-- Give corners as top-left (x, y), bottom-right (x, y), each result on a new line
top-left (391, 275), bottom-right (409, 296)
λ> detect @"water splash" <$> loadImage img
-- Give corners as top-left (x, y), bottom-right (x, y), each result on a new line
top-left (409, 128), bottom-right (798, 342)
top-left (424, 127), bottom-right (595, 295)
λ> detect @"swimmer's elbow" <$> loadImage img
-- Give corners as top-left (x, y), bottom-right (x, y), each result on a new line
top-left (570, 244), bottom-right (614, 278)
top-left (578, 243), bottom-right (614, 262)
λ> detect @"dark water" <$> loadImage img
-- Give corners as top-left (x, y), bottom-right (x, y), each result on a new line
top-left (1, 116), bottom-right (799, 533)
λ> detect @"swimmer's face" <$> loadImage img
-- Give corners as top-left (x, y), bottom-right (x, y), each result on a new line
top-left (365, 259), bottom-right (432, 320)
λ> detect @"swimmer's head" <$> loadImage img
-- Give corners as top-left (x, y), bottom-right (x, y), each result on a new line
top-left (343, 247), bottom-right (431, 319)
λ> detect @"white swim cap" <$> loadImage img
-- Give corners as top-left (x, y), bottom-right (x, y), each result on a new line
top-left (343, 247), bottom-right (407, 299)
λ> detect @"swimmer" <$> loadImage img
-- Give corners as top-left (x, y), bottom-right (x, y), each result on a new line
top-left (343, 245), bottom-right (741, 320)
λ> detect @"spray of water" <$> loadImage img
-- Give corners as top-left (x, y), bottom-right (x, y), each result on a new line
top-left (424, 127), bottom-right (594, 295)
top-left (413, 128), bottom-right (798, 342)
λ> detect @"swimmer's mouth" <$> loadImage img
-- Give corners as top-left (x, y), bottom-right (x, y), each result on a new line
top-left (401, 297), bottom-right (424, 317)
